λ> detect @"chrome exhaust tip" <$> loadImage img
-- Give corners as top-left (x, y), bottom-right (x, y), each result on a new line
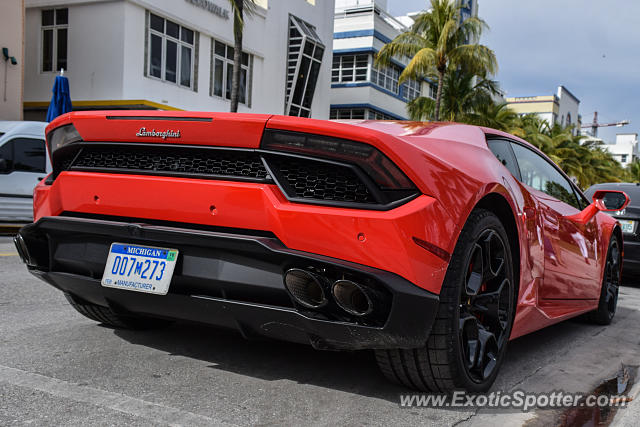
top-left (13, 234), bottom-right (31, 265)
top-left (283, 268), bottom-right (327, 309)
top-left (332, 280), bottom-right (373, 316)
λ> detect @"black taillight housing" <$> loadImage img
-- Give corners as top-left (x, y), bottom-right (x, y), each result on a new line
top-left (261, 129), bottom-right (419, 209)
top-left (47, 124), bottom-right (83, 157)
top-left (45, 124), bottom-right (84, 183)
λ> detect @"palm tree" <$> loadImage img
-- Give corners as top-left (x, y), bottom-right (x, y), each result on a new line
top-left (376, 0), bottom-right (497, 120)
top-left (628, 160), bottom-right (640, 182)
top-left (512, 117), bottom-right (627, 188)
top-left (463, 102), bottom-right (519, 132)
top-left (228, 0), bottom-right (256, 112)
top-left (407, 67), bottom-right (499, 122)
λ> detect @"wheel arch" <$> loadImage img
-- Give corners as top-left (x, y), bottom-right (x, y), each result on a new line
top-left (612, 224), bottom-right (623, 249)
top-left (597, 219), bottom-right (623, 285)
top-left (610, 223), bottom-right (623, 278)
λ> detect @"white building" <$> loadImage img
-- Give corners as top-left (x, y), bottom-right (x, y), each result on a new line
top-left (602, 133), bottom-right (639, 167)
top-left (330, 0), bottom-right (477, 121)
top-left (22, 0), bottom-right (333, 119)
top-left (0, 0), bottom-right (24, 121)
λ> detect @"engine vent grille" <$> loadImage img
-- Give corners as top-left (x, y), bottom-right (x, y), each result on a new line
top-left (267, 156), bottom-right (376, 204)
top-left (67, 144), bottom-right (269, 181)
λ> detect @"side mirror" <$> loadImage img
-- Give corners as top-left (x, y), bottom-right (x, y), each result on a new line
top-left (567, 190), bottom-right (630, 224)
top-left (593, 190), bottom-right (630, 212)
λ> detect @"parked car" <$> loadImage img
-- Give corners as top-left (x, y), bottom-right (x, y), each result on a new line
top-left (585, 182), bottom-right (640, 277)
top-left (0, 121), bottom-right (50, 222)
top-left (15, 111), bottom-right (629, 392)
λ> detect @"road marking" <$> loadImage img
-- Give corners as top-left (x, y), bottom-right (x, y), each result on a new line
top-left (0, 364), bottom-right (229, 426)
top-left (0, 252), bottom-right (17, 256)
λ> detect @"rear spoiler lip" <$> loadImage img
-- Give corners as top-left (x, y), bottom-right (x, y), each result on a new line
top-left (105, 116), bottom-right (213, 122)
top-left (47, 111), bottom-right (274, 149)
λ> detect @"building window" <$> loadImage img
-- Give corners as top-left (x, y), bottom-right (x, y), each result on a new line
top-left (330, 53), bottom-right (430, 102)
top-left (402, 78), bottom-right (421, 101)
top-left (366, 109), bottom-right (396, 120)
top-left (330, 108), bottom-right (396, 121)
top-left (41, 8), bottom-right (68, 72)
top-left (428, 83), bottom-right (437, 99)
top-left (621, 154), bottom-right (628, 163)
top-left (329, 108), bottom-right (366, 120)
top-left (147, 13), bottom-right (195, 89)
top-left (371, 63), bottom-right (399, 94)
top-left (285, 15), bottom-right (324, 117)
top-left (211, 40), bottom-right (251, 105)
top-left (332, 54), bottom-right (368, 83)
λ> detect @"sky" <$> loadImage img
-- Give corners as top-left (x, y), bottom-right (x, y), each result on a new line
top-left (386, 0), bottom-right (640, 143)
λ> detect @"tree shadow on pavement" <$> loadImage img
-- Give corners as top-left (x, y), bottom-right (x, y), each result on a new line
top-left (113, 307), bottom-right (634, 401)
top-left (114, 322), bottom-right (407, 402)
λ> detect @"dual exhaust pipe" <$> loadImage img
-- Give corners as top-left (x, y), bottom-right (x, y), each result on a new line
top-left (283, 268), bottom-right (375, 316)
top-left (13, 234), bottom-right (32, 266)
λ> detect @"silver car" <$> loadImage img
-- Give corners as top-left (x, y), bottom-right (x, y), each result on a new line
top-left (0, 121), bottom-right (50, 222)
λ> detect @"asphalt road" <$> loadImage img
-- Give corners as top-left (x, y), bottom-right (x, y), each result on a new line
top-left (1, 235), bottom-right (640, 426)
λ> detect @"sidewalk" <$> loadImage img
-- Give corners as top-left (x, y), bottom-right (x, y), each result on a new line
top-left (613, 378), bottom-right (640, 426)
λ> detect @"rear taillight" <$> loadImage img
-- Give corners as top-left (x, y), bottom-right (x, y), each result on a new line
top-left (45, 124), bottom-right (84, 183)
top-left (261, 129), bottom-right (414, 190)
top-left (260, 129), bottom-right (418, 208)
top-left (46, 124), bottom-right (83, 158)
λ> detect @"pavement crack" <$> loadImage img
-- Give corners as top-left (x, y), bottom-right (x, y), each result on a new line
top-left (452, 407), bottom-right (480, 427)
top-left (509, 366), bottom-right (543, 390)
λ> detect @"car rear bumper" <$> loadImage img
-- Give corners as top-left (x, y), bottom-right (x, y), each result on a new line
top-left (16, 216), bottom-right (439, 350)
top-left (33, 172), bottom-right (455, 295)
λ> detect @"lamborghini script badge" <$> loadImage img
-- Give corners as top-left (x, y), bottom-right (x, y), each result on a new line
top-left (136, 127), bottom-right (181, 139)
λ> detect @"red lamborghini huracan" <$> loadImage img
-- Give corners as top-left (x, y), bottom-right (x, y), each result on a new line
top-left (16, 112), bottom-right (629, 392)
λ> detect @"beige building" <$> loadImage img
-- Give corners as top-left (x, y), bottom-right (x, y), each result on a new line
top-left (0, 0), bottom-right (25, 120)
top-left (506, 85), bottom-right (581, 135)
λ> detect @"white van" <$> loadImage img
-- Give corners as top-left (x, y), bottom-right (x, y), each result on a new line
top-left (0, 121), bottom-right (51, 222)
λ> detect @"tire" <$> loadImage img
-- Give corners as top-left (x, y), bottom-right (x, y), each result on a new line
top-left (375, 209), bottom-right (516, 392)
top-left (586, 234), bottom-right (622, 325)
top-left (64, 293), bottom-right (171, 330)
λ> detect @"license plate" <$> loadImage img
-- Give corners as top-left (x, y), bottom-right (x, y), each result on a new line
top-left (101, 243), bottom-right (178, 295)
top-left (619, 219), bottom-right (635, 234)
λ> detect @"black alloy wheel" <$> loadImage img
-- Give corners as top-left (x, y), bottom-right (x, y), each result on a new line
top-left (459, 229), bottom-right (513, 383)
top-left (376, 209), bottom-right (516, 392)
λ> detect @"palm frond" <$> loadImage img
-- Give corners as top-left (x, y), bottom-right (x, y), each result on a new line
top-left (375, 32), bottom-right (428, 67)
top-left (400, 48), bottom-right (438, 82)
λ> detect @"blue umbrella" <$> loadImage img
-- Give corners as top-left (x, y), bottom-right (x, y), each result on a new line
top-left (46, 75), bottom-right (72, 122)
